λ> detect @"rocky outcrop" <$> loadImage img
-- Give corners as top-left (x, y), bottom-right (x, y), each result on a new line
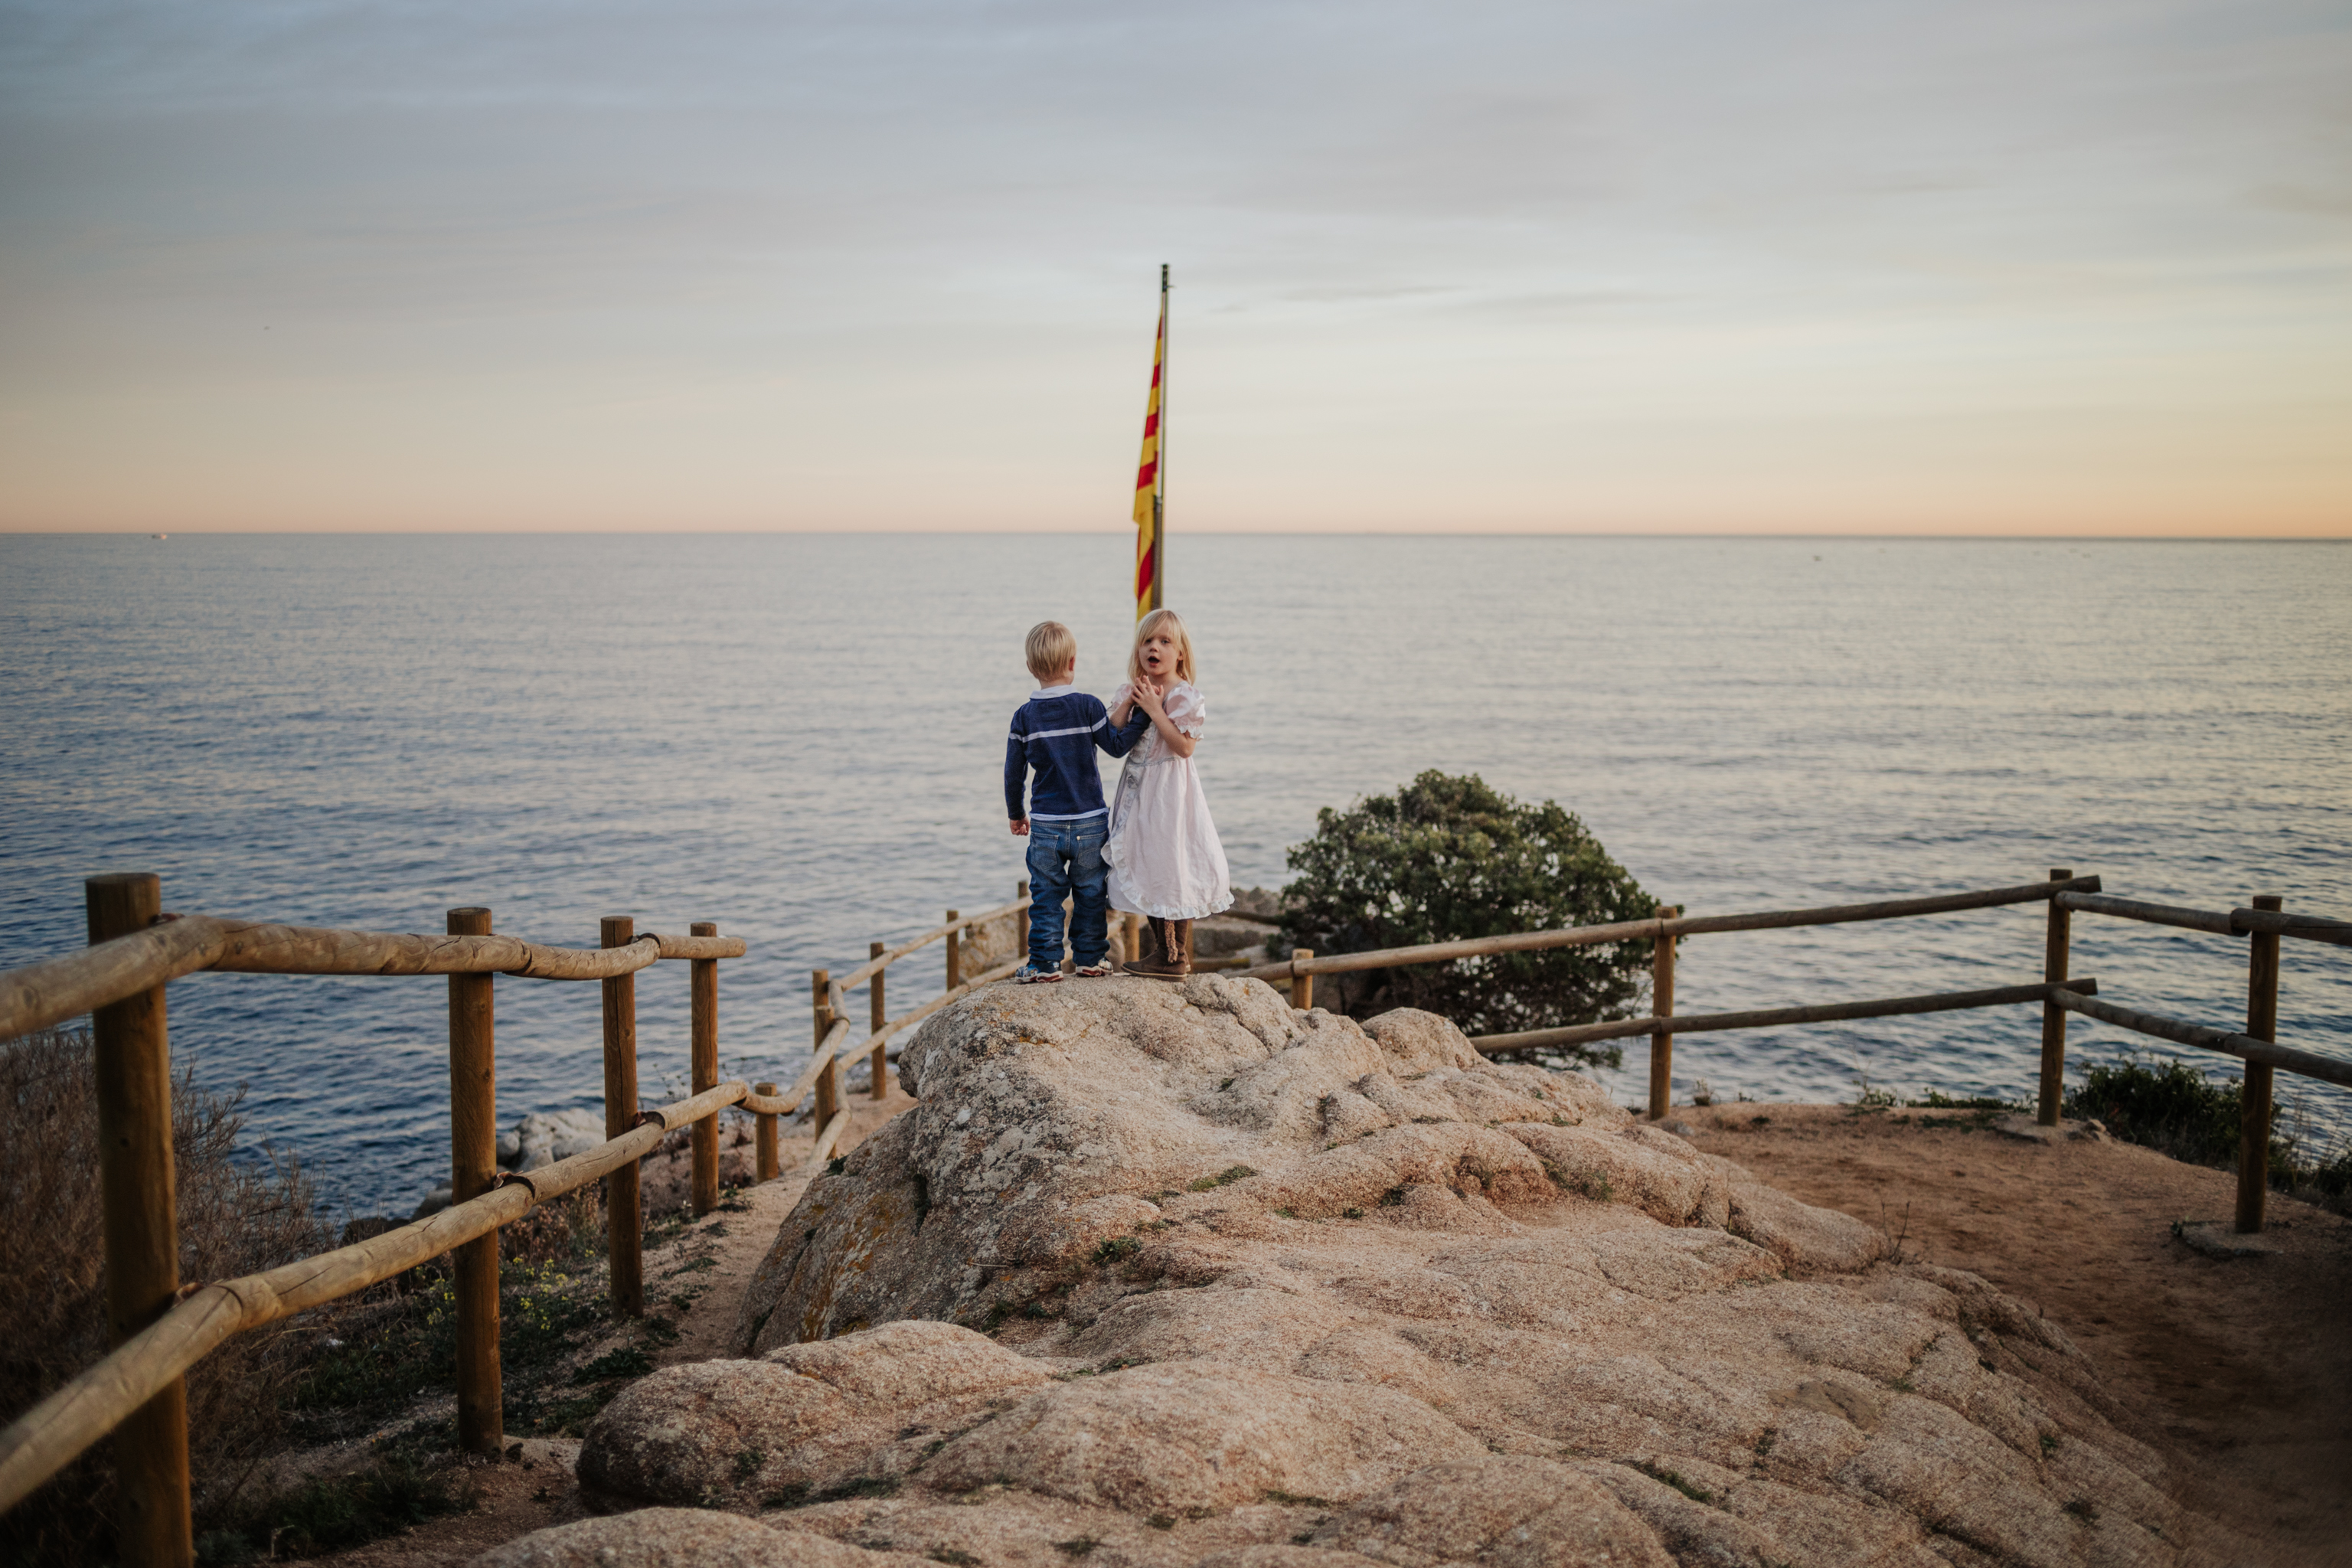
top-left (487, 977), bottom-right (2216, 1568)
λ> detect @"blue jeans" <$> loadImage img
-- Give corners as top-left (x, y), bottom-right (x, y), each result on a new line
top-left (1025, 818), bottom-right (1110, 969)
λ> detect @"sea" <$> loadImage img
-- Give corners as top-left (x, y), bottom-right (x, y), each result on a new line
top-left (3, 533), bottom-right (2347, 1218)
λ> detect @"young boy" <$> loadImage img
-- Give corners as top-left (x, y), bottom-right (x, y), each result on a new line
top-left (1004, 620), bottom-right (1151, 982)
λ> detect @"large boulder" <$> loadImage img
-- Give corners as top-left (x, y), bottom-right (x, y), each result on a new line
top-left (498, 978), bottom-right (2222, 1568)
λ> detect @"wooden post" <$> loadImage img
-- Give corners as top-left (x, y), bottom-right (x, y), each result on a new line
top-left (690, 920), bottom-right (720, 1217)
top-left (869, 940), bottom-right (890, 1099)
top-left (2238, 893), bottom-right (2283, 1233)
top-left (1292, 949), bottom-right (1315, 1011)
top-left (87, 872), bottom-right (192, 1568)
top-left (1017, 880), bottom-right (1031, 961)
top-left (2037, 869), bottom-right (2073, 1126)
top-left (753, 1083), bottom-right (780, 1182)
top-left (944, 911), bottom-right (962, 992)
top-left (1648, 908), bottom-right (1678, 1120)
top-left (445, 906), bottom-right (501, 1453)
top-left (1125, 912), bottom-right (1143, 965)
top-left (813, 969), bottom-right (840, 1134)
top-left (601, 915), bottom-right (642, 1317)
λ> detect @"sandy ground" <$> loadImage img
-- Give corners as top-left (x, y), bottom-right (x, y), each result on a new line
top-left (319, 1094), bottom-right (2352, 1567)
top-left (1684, 1103), bottom-right (2352, 1565)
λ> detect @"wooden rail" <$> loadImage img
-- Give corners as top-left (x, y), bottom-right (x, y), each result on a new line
top-left (0, 875), bottom-right (760, 1561)
top-left (1231, 874), bottom-right (2105, 983)
top-left (1472, 978), bottom-right (2101, 1054)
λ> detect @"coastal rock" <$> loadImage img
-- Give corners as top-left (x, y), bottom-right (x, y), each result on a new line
top-left (511, 978), bottom-right (2218, 1566)
top-left (472, 1509), bottom-right (929, 1568)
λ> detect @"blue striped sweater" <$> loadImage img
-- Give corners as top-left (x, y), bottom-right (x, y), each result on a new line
top-left (1004, 686), bottom-right (1152, 822)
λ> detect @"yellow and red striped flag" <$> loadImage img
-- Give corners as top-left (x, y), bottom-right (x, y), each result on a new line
top-left (1132, 273), bottom-right (1166, 619)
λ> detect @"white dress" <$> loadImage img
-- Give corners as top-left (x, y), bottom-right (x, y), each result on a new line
top-left (1104, 680), bottom-right (1233, 921)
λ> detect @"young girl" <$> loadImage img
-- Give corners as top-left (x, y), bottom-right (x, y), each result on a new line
top-left (1105, 609), bottom-right (1232, 978)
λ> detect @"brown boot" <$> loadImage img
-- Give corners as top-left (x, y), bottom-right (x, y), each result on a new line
top-left (1168, 919), bottom-right (1194, 976)
top-left (1128, 916), bottom-right (1191, 980)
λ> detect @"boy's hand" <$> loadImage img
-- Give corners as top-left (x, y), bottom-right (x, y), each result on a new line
top-left (1011, 818), bottom-right (1030, 836)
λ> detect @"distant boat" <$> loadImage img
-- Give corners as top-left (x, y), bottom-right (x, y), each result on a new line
top-left (151, 533), bottom-right (168, 541)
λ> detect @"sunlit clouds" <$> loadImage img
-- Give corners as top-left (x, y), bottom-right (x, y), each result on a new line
top-left (1, 1), bottom-right (2345, 534)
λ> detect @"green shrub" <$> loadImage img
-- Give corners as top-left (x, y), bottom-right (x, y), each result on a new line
top-left (2061, 1053), bottom-right (2349, 1199)
top-left (1276, 772), bottom-right (1658, 1058)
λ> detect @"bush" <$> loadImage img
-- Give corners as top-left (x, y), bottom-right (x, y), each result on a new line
top-left (2062, 1052), bottom-right (2350, 1207)
top-left (1, 1027), bottom-right (330, 1567)
top-left (1276, 772), bottom-right (1660, 1059)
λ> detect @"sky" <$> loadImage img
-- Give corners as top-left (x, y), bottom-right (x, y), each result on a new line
top-left (1, 0), bottom-right (2346, 535)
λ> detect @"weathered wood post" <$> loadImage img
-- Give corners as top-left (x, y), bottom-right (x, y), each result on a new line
top-left (1017, 880), bottom-right (1031, 961)
top-left (945, 911), bottom-right (962, 992)
top-left (446, 906), bottom-right (501, 1453)
top-left (869, 940), bottom-right (890, 1099)
top-left (1292, 949), bottom-right (1315, 1011)
top-left (601, 915), bottom-right (643, 1317)
top-left (753, 1083), bottom-right (780, 1182)
top-left (690, 920), bottom-right (720, 1217)
top-left (2237, 893), bottom-right (2283, 1233)
top-left (2037, 869), bottom-right (2074, 1126)
top-left (812, 969), bottom-right (840, 1134)
top-left (1648, 907), bottom-right (1679, 1121)
top-left (87, 872), bottom-right (192, 1568)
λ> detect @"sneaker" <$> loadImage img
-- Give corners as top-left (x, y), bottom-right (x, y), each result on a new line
top-left (1014, 963), bottom-right (1063, 985)
top-left (1073, 962), bottom-right (1114, 978)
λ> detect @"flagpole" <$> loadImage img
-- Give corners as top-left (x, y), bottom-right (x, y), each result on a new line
top-left (1152, 263), bottom-right (1168, 614)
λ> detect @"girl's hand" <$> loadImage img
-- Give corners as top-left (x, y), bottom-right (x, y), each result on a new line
top-left (1133, 678), bottom-right (1166, 717)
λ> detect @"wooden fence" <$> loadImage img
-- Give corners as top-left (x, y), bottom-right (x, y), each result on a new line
top-left (1237, 868), bottom-right (2350, 1238)
top-left (3, 865), bottom-right (2347, 1566)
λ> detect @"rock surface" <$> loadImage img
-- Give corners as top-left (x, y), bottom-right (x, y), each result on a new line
top-left (492, 977), bottom-right (2225, 1567)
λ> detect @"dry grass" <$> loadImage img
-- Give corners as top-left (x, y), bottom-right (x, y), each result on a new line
top-left (0, 1027), bottom-right (332, 1567)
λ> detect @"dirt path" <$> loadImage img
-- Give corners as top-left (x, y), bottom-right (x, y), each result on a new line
top-left (1684, 1103), bottom-right (2352, 1565)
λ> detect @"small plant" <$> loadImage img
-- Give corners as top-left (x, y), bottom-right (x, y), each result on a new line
top-left (1341, 1207), bottom-right (1364, 1220)
top-left (1377, 1186), bottom-right (1407, 1207)
top-left (1847, 1075), bottom-right (1897, 1110)
top-left (1631, 1460), bottom-right (1713, 1504)
top-left (2039, 1432), bottom-right (2060, 1456)
top-left (1145, 1515), bottom-right (1177, 1531)
top-left (572, 1346), bottom-right (654, 1383)
top-left (2063, 1498), bottom-right (2099, 1525)
top-left (732, 1449), bottom-right (766, 1483)
top-left (1052, 1538), bottom-right (1102, 1557)
top-left (1091, 1235), bottom-right (1142, 1265)
top-left (1186, 1165), bottom-right (1258, 1191)
top-left (1753, 1429), bottom-right (1778, 1459)
top-left (930, 1552), bottom-right (980, 1566)
top-left (193, 1458), bottom-right (469, 1563)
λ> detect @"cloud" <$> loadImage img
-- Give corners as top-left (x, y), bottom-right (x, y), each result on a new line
top-left (0, 0), bottom-right (2345, 531)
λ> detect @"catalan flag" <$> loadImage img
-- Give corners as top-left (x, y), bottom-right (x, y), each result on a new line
top-left (1132, 268), bottom-right (1167, 619)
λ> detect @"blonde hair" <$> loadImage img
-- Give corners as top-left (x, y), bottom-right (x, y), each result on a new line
top-left (1024, 620), bottom-right (1077, 682)
top-left (1129, 608), bottom-right (1197, 685)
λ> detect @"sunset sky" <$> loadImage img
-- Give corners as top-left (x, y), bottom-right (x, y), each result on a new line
top-left (2, 1), bottom-right (2345, 535)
